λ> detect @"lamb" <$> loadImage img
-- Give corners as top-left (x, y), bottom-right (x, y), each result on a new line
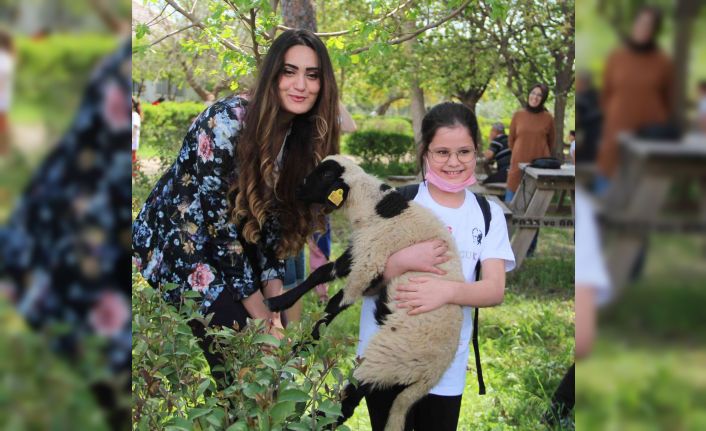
top-left (265, 155), bottom-right (466, 431)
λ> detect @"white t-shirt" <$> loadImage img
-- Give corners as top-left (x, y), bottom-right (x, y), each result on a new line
top-left (357, 182), bottom-right (515, 396)
top-left (132, 111), bottom-right (141, 151)
top-left (569, 140), bottom-right (576, 162)
top-left (575, 187), bottom-right (611, 305)
top-left (0, 51), bottom-right (15, 112)
top-left (698, 97), bottom-right (706, 116)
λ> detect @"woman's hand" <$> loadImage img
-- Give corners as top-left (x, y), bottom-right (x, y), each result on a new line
top-left (394, 277), bottom-right (457, 316)
top-left (384, 239), bottom-right (449, 281)
top-left (266, 313), bottom-right (285, 340)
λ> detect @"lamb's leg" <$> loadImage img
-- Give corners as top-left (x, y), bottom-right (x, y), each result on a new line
top-left (384, 382), bottom-right (430, 431)
top-left (310, 289), bottom-right (348, 340)
top-left (333, 381), bottom-right (370, 427)
top-left (264, 248), bottom-right (352, 312)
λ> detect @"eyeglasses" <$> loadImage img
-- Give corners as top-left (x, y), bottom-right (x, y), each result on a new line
top-left (429, 148), bottom-right (476, 163)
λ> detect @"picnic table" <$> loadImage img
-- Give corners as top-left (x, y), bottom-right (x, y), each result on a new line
top-left (598, 132), bottom-right (706, 289)
top-left (507, 163), bottom-right (576, 268)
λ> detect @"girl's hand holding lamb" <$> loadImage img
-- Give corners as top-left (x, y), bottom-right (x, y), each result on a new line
top-left (395, 277), bottom-right (457, 316)
top-left (384, 239), bottom-right (450, 280)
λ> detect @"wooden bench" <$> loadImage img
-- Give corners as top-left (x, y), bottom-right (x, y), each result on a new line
top-left (508, 164), bottom-right (575, 268)
top-left (470, 181), bottom-right (506, 197)
top-left (599, 133), bottom-right (706, 289)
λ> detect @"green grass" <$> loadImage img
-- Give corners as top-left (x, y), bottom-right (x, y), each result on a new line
top-left (131, 167), bottom-right (576, 430)
top-left (576, 233), bottom-right (706, 431)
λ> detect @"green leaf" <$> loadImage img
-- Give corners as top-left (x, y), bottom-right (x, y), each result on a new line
top-left (253, 333), bottom-right (280, 348)
top-left (243, 382), bottom-right (264, 399)
top-left (188, 407), bottom-right (212, 420)
top-left (165, 416), bottom-right (193, 431)
top-left (269, 400), bottom-right (296, 424)
top-left (261, 355), bottom-right (279, 369)
top-left (285, 423), bottom-right (310, 431)
top-left (196, 378), bottom-right (212, 397)
top-left (277, 388), bottom-right (309, 403)
top-left (135, 23), bottom-right (150, 40)
top-left (225, 422), bottom-right (249, 431)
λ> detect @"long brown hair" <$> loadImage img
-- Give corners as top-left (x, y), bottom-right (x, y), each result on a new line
top-left (230, 29), bottom-right (340, 258)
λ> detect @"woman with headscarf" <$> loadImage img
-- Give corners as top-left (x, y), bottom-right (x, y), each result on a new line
top-left (505, 83), bottom-right (556, 203)
top-left (595, 6), bottom-right (674, 194)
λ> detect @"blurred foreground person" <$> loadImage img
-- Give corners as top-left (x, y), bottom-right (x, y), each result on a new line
top-left (0, 28), bottom-right (15, 157)
top-left (595, 6), bottom-right (674, 194)
top-left (0, 41), bottom-right (131, 430)
top-left (543, 186), bottom-right (611, 426)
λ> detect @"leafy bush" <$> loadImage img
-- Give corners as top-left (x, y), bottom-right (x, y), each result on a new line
top-left (140, 101), bottom-right (205, 166)
top-left (346, 130), bottom-right (416, 177)
top-left (14, 34), bottom-right (118, 133)
top-left (357, 116), bottom-right (413, 136)
top-left (132, 273), bottom-right (358, 431)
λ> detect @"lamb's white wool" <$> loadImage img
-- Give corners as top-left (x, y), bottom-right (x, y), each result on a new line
top-left (317, 155), bottom-right (466, 431)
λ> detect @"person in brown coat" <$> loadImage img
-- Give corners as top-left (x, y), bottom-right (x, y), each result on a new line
top-left (505, 83), bottom-right (556, 203)
top-left (594, 6), bottom-right (674, 195)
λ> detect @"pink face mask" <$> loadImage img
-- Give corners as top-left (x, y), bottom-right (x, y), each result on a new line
top-left (424, 159), bottom-right (477, 193)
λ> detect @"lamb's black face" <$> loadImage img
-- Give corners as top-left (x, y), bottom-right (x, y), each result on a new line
top-left (296, 159), bottom-right (350, 210)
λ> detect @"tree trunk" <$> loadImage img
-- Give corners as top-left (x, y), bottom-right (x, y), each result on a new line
top-left (375, 95), bottom-right (405, 116)
top-left (136, 79), bottom-right (145, 99)
top-left (456, 85), bottom-right (488, 114)
top-left (553, 90), bottom-right (567, 160)
top-left (673, 0), bottom-right (700, 130)
top-left (180, 59), bottom-right (215, 102)
top-left (281, 0), bottom-right (317, 31)
top-left (404, 22), bottom-right (424, 145)
top-left (409, 79), bottom-right (425, 145)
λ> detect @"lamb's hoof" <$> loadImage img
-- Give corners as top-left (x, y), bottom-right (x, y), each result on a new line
top-left (308, 410), bottom-right (341, 430)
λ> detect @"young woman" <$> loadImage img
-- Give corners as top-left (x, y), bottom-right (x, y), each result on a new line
top-left (132, 29), bottom-right (342, 384)
top-left (595, 6), bottom-right (673, 194)
top-left (357, 102), bottom-right (515, 430)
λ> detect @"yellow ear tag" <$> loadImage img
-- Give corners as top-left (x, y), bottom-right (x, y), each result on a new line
top-left (327, 189), bottom-right (344, 206)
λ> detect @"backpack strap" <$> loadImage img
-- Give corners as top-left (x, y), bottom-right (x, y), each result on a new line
top-left (396, 183), bottom-right (420, 201)
top-left (472, 193), bottom-right (491, 395)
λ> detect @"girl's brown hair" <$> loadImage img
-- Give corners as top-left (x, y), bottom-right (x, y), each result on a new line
top-left (230, 29), bottom-right (340, 258)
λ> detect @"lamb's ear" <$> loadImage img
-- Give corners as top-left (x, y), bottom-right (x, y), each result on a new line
top-left (325, 181), bottom-right (350, 209)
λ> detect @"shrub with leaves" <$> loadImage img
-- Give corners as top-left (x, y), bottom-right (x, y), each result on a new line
top-left (140, 101), bottom-right (206, 165)
top-left (346, 130), bottom-right (416, 176)
top-left (132, 272), bottom-right (359, 431)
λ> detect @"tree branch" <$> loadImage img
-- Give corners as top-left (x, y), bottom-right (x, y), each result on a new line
top-left (276, 0), bottom-right (415, 37)
top-left (149, 24), bottom-right (196, 47)
top-left (88, 0), bottom-right (128, 34)
top-left (350, 0), bottom-right (472, 55)
top-left (164, 0), bottom-right (249, 56)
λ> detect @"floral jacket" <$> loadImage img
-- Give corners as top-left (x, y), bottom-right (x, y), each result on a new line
top-left (0, 40), bottom-right (132, 373)
top-left (132, 96), bottom-right (285, 311)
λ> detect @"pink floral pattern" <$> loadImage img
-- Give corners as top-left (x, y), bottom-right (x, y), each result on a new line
top-left (188, 263), bottom-right (215, 292)
top-left (197, 131), bottom-right (214, 162)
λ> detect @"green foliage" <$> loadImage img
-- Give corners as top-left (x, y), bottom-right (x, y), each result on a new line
top-left (0, 299), bottom-right (121, 430)
top-left (356, 116), bottom-right (413, 135)
top-left (346, 130), bottom-right (416, 175)
top-left (13, 34), bottom-right (117, 133)
top-left (140, 101), bottom-right (206, 168)
top-left (132, 273), bottom-right (358, 431)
